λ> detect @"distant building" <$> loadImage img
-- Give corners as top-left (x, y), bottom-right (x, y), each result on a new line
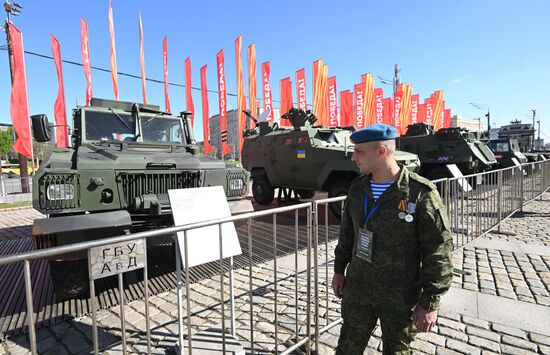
top-left (534, 138), bottom-right (545, 150)
top-left (498, 120), bottom-right (535, 152)
top-left (0, 123), bottom-right (13, 132)
top-left (209, 107), bottom-right (281, 160)
top-left (451, 114), bottom-right (485, 134)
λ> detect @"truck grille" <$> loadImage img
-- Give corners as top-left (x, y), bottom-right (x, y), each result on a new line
top-left (119, 171), bottom-right (201, 207)
top-left (226, 170), bottom-right (248, 198)
top-left (38, 174), bottom-right (80, 211)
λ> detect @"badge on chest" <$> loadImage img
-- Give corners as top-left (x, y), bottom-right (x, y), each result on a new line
top-left (357, 228), bottom-right (374, 262)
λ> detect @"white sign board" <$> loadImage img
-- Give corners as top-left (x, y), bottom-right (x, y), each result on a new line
top-left (168, 186), bottom-right (242, 268)
top-left (445, 164), bottom-right (473, 192)
top-left (511, 157), bottom-right (527, 176)
top-left (88, 239), bottom-right (146, 280)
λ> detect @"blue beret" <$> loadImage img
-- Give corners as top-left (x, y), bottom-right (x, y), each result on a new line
top-left (350, 124), bottom-right (397, 144)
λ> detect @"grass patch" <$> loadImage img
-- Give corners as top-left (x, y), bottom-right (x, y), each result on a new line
top-left (0, 201), bottom-right (32, 209)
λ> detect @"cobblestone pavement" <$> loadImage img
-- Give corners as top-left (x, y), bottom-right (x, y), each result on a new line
top-left (1, 193), bottom-right (550, 354)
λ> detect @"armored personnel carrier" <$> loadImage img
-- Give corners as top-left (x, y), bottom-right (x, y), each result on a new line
top-left (396, 123), bottom-right (497, 180)
top-left (241, 108), bottom-right (420, 216)
top-left (30, 98), bottom-right (250, 299)
top-left (487, 138), bottom-right (527, 168)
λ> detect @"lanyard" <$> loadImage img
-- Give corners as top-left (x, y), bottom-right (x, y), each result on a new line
top-left (363, 194), bottom-right (380, 226)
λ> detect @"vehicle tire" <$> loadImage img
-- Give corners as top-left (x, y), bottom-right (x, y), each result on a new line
top-left (8, 172), bottom-right (16, 179)
top-left (252, 175), bottom-right (275, 205)
top-left (295, 189), bottom-right (315, 199)
top-left (328, 180), bottom-right (351, 218)
top-left (49, 259), bottom-right (89, 301)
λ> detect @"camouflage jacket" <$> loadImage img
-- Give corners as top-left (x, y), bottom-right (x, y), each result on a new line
top-left (334, 166), bottom-right (453, 316)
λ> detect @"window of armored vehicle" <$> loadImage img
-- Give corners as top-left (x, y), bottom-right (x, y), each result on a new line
top-left (140, 115), bottom-right (185, 144)
top-left (510, 141), bottom-right (520, 151)
top-left (85, 110), bottom-right (135, 141)
top-left (489, 142), bottom-right (509, 152)
top-left (315, 131), bottom-right (341, 145)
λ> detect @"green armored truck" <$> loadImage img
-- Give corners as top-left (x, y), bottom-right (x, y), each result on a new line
top-left (241, 108), bottom-right (420, 216)
top-left (31, 98), bottom-right (250, 299)
top-left (487, 138), bottom-right (527, 168)
top-left (396, 123), bottom-right (497, 180)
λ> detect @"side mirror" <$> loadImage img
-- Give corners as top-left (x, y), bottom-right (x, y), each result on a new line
top-left (31, 114), bottom-right (52, 142)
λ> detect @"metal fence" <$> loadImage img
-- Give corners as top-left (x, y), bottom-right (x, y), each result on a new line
top-left (0, 160), bottom-right (549, 354)
top-left (0, 175), bottom-right (32, 204)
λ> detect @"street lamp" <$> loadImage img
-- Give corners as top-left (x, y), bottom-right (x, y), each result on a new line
top-left (469, 103), bottom-right (490, 135)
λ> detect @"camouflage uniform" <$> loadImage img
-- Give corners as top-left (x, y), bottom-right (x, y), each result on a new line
top-left (334, 166), bottom-right (453, 354)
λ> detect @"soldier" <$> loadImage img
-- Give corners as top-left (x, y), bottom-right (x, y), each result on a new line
top-left (331, 124), bottom-right (453, 354)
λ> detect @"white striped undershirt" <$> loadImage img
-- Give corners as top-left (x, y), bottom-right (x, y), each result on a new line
top-left (370, 181), bottom-right (394, 200)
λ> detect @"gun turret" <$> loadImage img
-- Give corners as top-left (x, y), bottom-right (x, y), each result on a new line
top-left (281, 108), bottom-right (317, 129)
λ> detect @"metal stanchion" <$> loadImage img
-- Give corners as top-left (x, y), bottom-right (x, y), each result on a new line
top-left (118, 273), bottom-right (127, 354)
top-left (273, 213), bottom-right (279, 353)
top-left (90, 265), bottom-right (99, 355)
top-left (184, 231), bottom-right (193, 355)
top-left (247, 218), bottom-right (255, 354)
top-left (143, 247), bottom-right (152, 354)
top-left (218, 224), bottom-right (226, 354)
top-left (23, 260), bottom-right (37, 355)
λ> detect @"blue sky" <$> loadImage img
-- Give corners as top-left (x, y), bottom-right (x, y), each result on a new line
top-left (1, 0), bottom-right (549, 142)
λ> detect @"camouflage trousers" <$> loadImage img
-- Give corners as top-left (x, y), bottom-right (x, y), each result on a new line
top-left (335, 298), bottom-right (416, 355)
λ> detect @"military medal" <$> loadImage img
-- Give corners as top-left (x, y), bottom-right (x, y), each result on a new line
top-left (398, 199), bottom-right (408, 219)
top-left (398, 211), bottom-right (406, 219)
top-left (405, 214), bottom-right (414, 222)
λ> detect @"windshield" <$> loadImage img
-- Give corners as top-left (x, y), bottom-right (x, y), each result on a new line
top-left (489, 142), bottom-right (509, 152)
top-left (84, 110), bottom-right (185, 144)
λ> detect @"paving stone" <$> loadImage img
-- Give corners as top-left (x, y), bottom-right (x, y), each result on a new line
top-left (446, 339), bottom-right (481, 355)
top-left (44, 345), bottom-right (70, 355)
top-left (539, 345), bottom-right (550, 355)
top-left (500, 344), bottom-right (539, 355)
top-left (435, 346), bottom-right (462, 355)
top-left (437, 318), bottom-right (466, 332)
top-left (501, 335), bottom-right (538, 352)
top-left (416, 332), bottom-right (446, 347)
top-left (410, 339), bottom-right (436, 354)
top-left (491, 323), bottom-right (527, 339)
top-left (438, 327), bottom-right (468, 342)
top-left (467, 335), bottom-right (501, 352)
top-left (465, 326), bottom-right (500, 342)
top-left (530, 333), bottom-right (550, 346)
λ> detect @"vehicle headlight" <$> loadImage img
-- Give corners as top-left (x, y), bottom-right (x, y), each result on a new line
top-left (229, 178), bottom-right (244, 191)
top-left (46, 184), bottom-right (75, 200)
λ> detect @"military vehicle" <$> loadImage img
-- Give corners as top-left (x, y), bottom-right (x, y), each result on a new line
top-left (30, 98), bottom-right (250, 299)
top-left (396, 123), bottom-right (497, 180)
top-left (487, 138), bottom-right (527, 168)
top-left (241, 108), bottom-right (420, 216)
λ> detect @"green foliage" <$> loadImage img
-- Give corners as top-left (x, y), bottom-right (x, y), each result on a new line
top-left (0, 128), bottom-right (14, 161)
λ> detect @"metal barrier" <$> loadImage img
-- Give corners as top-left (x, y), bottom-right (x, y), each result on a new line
top-left (0, 175), bottom-right (33, 204)
top-left (0, 160), bottom-right (549, 354)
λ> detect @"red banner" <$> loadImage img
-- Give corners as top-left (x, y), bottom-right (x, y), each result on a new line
top-left (339, 90), bottom-right (353, 127)
top-left (296, 68), bottom-right (307, 111)
top-left (411, 94), bottom-right (419, 124)
top-left (108, 0), bottom-right (119, 100)
top-left (280, 77), bottom-right (293, 127)
top-left (8, 22), bottom-right (32, 159)
top-left (363, 74), bottom-right (375, 126)
top-left (354, 83), bottom-right (365, 129)
top-left (261, 61), bottom-right (273, 121)
top-left (432, 90), bottom-right (444, 129)
top-left (425, 97), bottom-right (434, 125)
top-left (417, 103), bottom-right (426, 124)
top-left (162, 36), bottom-right (171, 112)
top-left (399, 84), bottom-right (413, 135)
top-left (138, 11), bottom-right (147, 104)
top-left (374, 88), bottom-right (384, 125)
top-left (217, 50), bottom-right (231, 156)
top-left (247, 43), bottom-right (257, 119)
top-left (235, 36), bottom-right (246, 150)
top-left (80, 17), bottom-right (92, 106)
top-left (327, 76), bottom-right (338, 126)
top-left (313, 60), bottom-right (329, 125)
top-left (393, 90), bottom-right (403, 134)
top-left (444, 108), bottom-right (451, 128)
top-left (200, 65), bottom-right (212, 155)
top-left (383, 98), bottom-right (393, 126)
top-left (185, 57), bottom-right (194, 126)
top-left (51, 35), bottom-right (68, 148)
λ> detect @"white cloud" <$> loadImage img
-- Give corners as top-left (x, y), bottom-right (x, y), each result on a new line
top-left (453, 75), bottom-right (471, 84)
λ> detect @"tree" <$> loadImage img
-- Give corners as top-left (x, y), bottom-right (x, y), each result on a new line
top-left (0, 128), bottom-right (14, 163)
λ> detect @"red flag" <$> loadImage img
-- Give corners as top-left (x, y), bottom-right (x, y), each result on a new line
top-left (51, 35), bottom-right (68, 148)
top-left (313, 62), bottom-right (329, 125)
top-left (399, 84), bottom-right (413, 135)
top-left (235, 36), bottom-right (246, 150)
top-left (162, 36), bottom-right (171, 112)
top-left (261, 61), bottom-right (273, 121)
top-left (393, 90), bottom-right (403, 134)
top-left (280, 77), bottom-right (293, 127)
top-left (296, 68), bottom-right (307, 111)
top-left (374, 88), bottom-right (384, 125)
top-left (200, 65), bottom-right (212, 155)
top-left (444, 109), bottom-right (451, 128)
top-left (80, 17), bottom-right (92, 106)
top-left (185, 57), bottom-right (194, 126)
top-left (216, 50), bottom-right (231, 156)
top-left (8, 22), bottom-right (32, 159)
top-left (363, 74), bottom-right (375, 125)
top-left (108, 0), bottom-right (119, 100)
top-left (138, 11), bottom-right (147, 104)
top-left (354, 83), bottom-right (365, 129)
top-left (411, 94), bottom-right (419, 124)
top-left (339, 90), bottom-right (353, 127)
top-left (247, 43), bottom-right (257, 118)
top-left (417, 103), bottom-right (427, 124)
top-left (328, 76), bottom-right (338, 126)
top-left (382, 98), bottom-right (393, 126)
top-left (432, 91), bottom-right (444, 129)
top-left (425, 97), bottom-right (434, 125)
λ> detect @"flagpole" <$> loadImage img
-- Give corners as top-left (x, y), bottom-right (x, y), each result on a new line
top-left (3, 1), bottom-right (30, 193)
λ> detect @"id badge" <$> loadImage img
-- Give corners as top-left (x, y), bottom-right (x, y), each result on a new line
top-left (357, 228), bottom-right (374, 262)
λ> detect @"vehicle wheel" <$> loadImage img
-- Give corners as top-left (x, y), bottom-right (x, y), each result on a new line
top-left (8, 172), bottom-right (16, 178)
top-left (49, 259), bottom-right (89, 301)
top-left (328, 180), bottom-right (351, 218)
top-left (295, 189), bottom-right (315, 199)
top-left (252, 175), bottom-right (275, 205)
